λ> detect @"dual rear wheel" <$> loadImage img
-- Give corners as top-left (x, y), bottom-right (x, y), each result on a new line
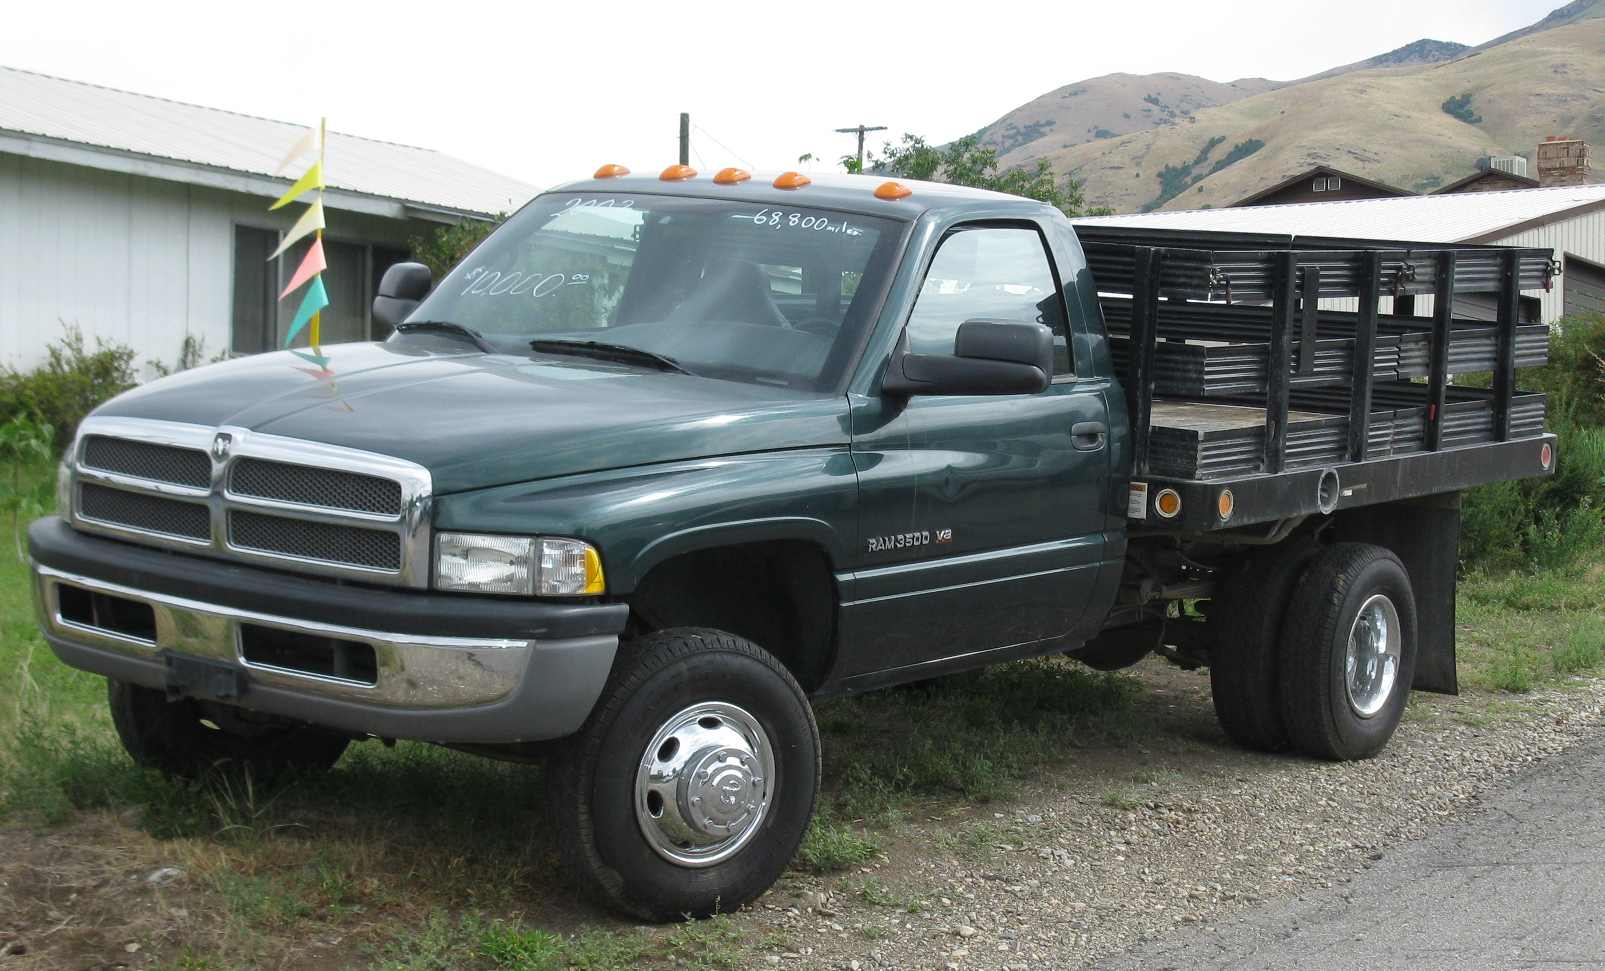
top-left (1210, 542), bottom-right (1417, 761)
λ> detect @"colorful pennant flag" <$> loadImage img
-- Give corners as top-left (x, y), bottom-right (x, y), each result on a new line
top-left (268, 198), bottom-right (325, 260)
top-left (280, 237), bottom-right (326, 299)
top-left (268, 119), bottom-right (330, 351)
top-left (269, 160), bottom-right (323, 211)
top-left (285, 276), bottom-right (329, 345)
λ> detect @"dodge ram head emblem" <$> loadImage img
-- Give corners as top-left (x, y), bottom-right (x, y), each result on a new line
top-left (211, 433), bottom-right (232, 462)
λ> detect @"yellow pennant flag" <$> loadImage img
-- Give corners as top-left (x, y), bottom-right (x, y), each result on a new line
top-left (269, 161), bottom-right (324, 211)
top-left (267, 198), bottom-right (325, 260)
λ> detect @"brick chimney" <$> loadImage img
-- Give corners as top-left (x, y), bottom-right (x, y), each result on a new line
top-left (1535, 136), bottom-right (1591, 187)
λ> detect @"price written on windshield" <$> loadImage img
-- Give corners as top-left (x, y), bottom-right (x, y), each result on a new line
top-left (741, 209), bottom-right (863, 237)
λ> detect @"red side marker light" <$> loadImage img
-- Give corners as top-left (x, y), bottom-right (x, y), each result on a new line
top-left (772, 171), bottom-right (811, 190)
top-left (593, 163), bottom-right (630, 179)
top-left (1541, 442), bottom-right (1554, 469)
top-left (660, 164), bottom-right (697, 181)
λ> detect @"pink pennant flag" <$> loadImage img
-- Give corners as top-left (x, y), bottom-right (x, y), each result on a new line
top-left (279, 237), bottom-right (327, 299)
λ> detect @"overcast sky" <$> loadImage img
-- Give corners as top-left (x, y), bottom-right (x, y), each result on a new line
top-left (0, 0), bottom-right (1564, 190)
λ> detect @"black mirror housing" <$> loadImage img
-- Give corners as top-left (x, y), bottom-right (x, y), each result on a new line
top-left (882, 319), bottom-right (1054, 397)
top-left (373, 262), bottom-right (433, 332)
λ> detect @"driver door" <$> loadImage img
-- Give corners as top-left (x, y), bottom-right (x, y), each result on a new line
top-left (838, 222), bottom-right (1112, 680)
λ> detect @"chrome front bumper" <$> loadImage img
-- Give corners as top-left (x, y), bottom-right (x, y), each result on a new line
top-left (35, 565), bottom-right (529, 709)
top-left (30, 554), bottom-right (622, 744)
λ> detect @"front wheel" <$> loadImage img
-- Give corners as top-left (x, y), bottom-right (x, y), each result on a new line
top-left (1278, 544), bottom-right (1417, 761)
top-left (545, 628), bottom-right (820, 921)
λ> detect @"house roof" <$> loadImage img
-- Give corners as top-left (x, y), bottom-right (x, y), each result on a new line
top-left (1432, 168), bottom-right (1542, 194)
top-left (1230, 165), bottom-right (1415, 207)
top-left (0, 65), bottom-right (536, 221)
top-left (1075, 183), bottom-right (1605, 244)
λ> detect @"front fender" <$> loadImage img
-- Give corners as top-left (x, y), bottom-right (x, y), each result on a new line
top-left (432, 448), bottom-right (860, 594)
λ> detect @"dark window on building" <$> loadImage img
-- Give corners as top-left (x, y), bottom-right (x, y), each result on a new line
top-left (231, 226), bottom-right (278, 354)
top-left (1313, 177), bottom-right (1327, 191)
top-left (905, 226), bottom-right (1072, 375)
top-left (1328, 175), bottom-right (1342, 191)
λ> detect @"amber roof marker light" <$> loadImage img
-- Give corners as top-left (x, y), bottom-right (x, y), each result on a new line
top-left (875, 180), bottom-right (912, 200)
top-left (713, 167), bottom-right (751, 185)
top-left (593, 163), bottom-right (630, 179)
top-left (659, 164), bottom-right (697, 181)
top-left (772, 171), bottom-right (812, 190)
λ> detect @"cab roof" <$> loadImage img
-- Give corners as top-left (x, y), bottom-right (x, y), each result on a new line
top-left (546, 170), bottom-right (1050, 220)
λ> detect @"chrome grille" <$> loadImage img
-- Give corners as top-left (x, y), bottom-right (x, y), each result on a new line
top-left (78, 483), bottom-right (210, 540)
top-left (65, 417), bottom-right (432, 587)
top-left (82, 436), bottom-right (211, 487)
top-left (230, 458), bottom-right (401, 515)
top-left (230, 511), bottom-right (401, 571)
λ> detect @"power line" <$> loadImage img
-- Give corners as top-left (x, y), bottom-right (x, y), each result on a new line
top-left (691, 122), bottom-right (754, 171)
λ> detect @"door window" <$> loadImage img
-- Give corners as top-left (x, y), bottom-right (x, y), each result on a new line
top-left (904, 226), bottom-right (1071, 374)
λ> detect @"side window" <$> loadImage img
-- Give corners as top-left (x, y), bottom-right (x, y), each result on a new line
top-left (904, 226), bottom-right (1071, 375)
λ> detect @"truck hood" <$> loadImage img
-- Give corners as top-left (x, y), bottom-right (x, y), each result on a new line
top-left (95, 341), bottom-right (851, 493)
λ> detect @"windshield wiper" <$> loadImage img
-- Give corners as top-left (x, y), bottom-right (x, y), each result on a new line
top-left (528, 339), bottom-right (692, 375)
top-left (394, 320), bottom-right (497, 354)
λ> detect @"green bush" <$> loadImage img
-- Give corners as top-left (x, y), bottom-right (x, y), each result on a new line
top-left (0, 325), bottom-right (136, 453)
top-left (1460, 314), bottom-right (1605, 573)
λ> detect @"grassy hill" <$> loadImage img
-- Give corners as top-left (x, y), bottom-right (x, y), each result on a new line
top-left (972, 3), bottom-right (1605, 213)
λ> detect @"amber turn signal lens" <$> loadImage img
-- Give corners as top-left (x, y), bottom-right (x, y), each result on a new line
top-left (713, 167), bottom-right (751, 185)
top-left (874, 180), bottom-right (912, 200)
top-left (1216, 489), bottom-right (1234, 522)
top-left (659, 164), bottom-right (697, 181)
top-left (772, 171), bottom-right (812, 189)
top-left (1155, 488), bottom-right (1182, 519)
top-left (593, 163), bottom-right (630, 179)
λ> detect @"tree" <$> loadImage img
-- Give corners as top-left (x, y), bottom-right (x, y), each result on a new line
top-left (409, 214), bottom-right (506, 280)
top-left (867, 134), bottom-right (1109, 216)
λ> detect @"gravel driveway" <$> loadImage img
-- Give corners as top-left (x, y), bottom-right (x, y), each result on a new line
top-left (748, 665), bottom-right (1605, 970)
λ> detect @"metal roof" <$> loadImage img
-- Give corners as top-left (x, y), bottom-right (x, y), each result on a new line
top-left (1075, 184), bottom-right (1605, 244)
top-left (0, 65), bottom-right (536, 220)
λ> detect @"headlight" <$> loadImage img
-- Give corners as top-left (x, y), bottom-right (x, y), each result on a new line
top-left (56, 461), bottom-right (73, 517)
top-left (433, 533), bottom-right (605, 596)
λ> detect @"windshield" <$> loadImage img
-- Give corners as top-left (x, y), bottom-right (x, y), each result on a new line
top-left (404, 192), bottom-right (903, 390)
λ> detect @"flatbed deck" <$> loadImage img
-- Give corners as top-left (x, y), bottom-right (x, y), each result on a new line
top-left (1077, 227), bottom-right (1561, 531)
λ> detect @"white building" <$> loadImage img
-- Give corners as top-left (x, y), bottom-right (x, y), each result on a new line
top-left (1075, 185), bottom-right (1605, 325)
top-left (0, 66), bottom-right (537, 373)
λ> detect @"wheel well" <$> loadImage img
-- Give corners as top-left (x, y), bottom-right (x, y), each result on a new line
top-left (626, 541), bottom-right (838, 692)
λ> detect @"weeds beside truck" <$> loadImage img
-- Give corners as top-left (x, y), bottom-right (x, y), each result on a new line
top-left (30, 169), bottom-right (1556, 919)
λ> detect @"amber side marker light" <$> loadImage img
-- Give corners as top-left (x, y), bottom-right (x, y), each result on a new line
top-left (593, 163), bottom-right (630, 179)
top-left (773, 171), bottom-right (812, 189)
top-left (1155, 488), bottom-right (1182, 519)
top-left (875, 180), bottom-right (912, 200)
top-left (714, 167), bottom-right (751, 185)
top-left (1217, 488), bottom-right (1235, 522)
top-left (660, 164), bottom-right (697, 181)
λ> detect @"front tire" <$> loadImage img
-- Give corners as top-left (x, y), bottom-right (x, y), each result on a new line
top-left (108, 680), bottom-right (350, 782)
top-left (1278, 544), bottom-right (1417, 761)
top-left (546, 628), bottom-right (820, 921)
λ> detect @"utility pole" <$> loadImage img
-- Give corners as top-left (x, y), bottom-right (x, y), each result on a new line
top-left (834, 123), bottom-right (887, 172)
top-left (679, 112), bottom-right (690, 166)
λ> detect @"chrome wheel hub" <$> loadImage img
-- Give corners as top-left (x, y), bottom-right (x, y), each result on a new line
top-left (1345, 593), bottom-right (1401, 718)
top-left (635, 701), bottom-right (774, 867)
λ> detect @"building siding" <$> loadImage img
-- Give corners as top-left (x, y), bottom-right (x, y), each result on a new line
top-left (0, 154), bottom-right (430, 373)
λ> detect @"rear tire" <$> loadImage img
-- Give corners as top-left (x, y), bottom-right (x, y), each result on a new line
top-left (545, 628), bottom-right (820, 921)
top-left (1208, 542), bottom-right (1318, 752)
top-left (1278, 544), bottom-right (1416, 761)
top-left (108, 680), bottom-right (350, 783)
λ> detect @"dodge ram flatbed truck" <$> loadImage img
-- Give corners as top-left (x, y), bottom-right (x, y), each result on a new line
top-left (29, 167), bottom-right (1558, 920)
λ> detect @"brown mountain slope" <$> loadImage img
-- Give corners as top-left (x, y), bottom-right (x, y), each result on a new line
top-left (1027, 18), bottom-right (1605, 212)
top-left (971, 72), bottom-right (1280, 158)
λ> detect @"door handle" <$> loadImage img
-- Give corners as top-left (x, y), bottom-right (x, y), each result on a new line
top-left (1072, 420), bottom-right (1107, 451)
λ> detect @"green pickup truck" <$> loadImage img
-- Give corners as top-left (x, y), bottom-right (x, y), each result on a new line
top-left (30, 167), bottom-right (1558, 920)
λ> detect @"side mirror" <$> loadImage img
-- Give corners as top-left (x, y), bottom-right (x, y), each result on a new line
top-left (882, 319), bottom-right (1053, 397)
top-left (373, 262), bottom-right (433, 332)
